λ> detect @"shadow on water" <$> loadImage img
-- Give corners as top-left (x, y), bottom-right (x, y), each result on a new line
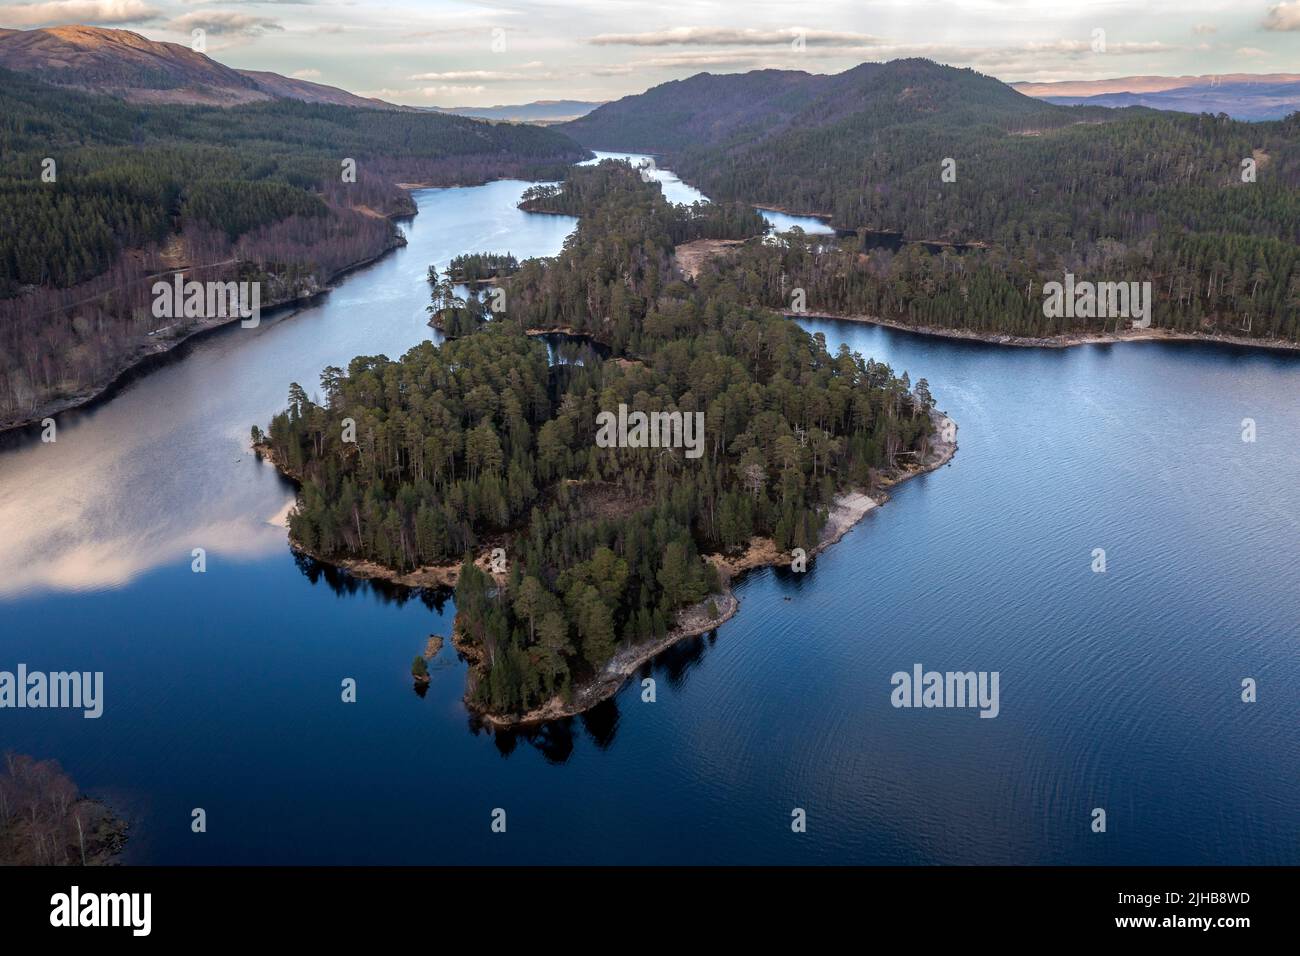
top-left (292, 551), bottom-right (450, 613)
top-left (481, 624), bottom-right (721, 764)
top-left (488, 716), bottom-right (576, 763)
top-left (642, 627), bottom-right (713, 693)
top-left (538, 331), bottom-right (611, 367)
top-left (486, 698), bottom-right (619, 764)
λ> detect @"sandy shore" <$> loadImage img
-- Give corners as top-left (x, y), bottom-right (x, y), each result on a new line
top-left (707, 410), bottom-right (957, 579)
top-left (791, 311), bottom-right (1300, 353)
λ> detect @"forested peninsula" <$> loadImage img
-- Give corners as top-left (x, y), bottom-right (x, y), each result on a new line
top-left (258, 160), bottom-right (954, 725)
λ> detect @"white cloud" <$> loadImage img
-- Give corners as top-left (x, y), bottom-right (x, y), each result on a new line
top-left (590, 27), bottom-right (882, 47)
top-left (1234, 46), bottom-right (1269, 57)
top-left (422, 84), bottom-right (485, 96)
top-left (361, 84), bottom-right (487, 101)
top-left (168, 11), bottom-right (282, 37)
top-left (409, 70), bottom-right (528, 81)
top-left (631, 50), bottom-right (774, 70)
top-left (0, 0), bottom-right (159, 27)
top-left (289, 68), bottom-right (320, 79)
top-left (1262, 1), bottom-right (1300, 30)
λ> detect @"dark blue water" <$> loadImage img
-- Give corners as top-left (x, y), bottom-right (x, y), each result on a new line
top-left (2, 168), bottom-right (1297, 865)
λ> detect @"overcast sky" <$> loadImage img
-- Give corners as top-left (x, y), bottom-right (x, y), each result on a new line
top-left (2, 0), bottom-right (1297, 105)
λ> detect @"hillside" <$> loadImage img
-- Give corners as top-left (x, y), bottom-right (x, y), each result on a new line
top-left (0, 25), bottom-right (396, 108)
top-left (562, 59), bottom-right (1299, 347)
top-left (561, 59), bottom-right (1103, 230)
top-left (560, 58), bottom-right (1297, 240)
top-left (562, 60), bottom-right (1065, 153)
top-left (0, 63), bottom-right (587, 430)
top-left (558, 68), bottom-right (826, 151)
top-left (237, 69), bottom-right (401, 110)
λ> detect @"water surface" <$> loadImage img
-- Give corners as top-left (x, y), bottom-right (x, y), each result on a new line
top-left (1, 165), bottom-right (1296, 865)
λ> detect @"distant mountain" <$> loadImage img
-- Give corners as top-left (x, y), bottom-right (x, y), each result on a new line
top-left (560, 59), bottom-right (1093, 227)
top-left (0, 26), bottom-right (398, 109)
top-left (562, 59), bottom-right (1065, 154)
top-left (1013, 73), bottom-right (1300, 97)
top-left (1039, 84), bottom-right (1299, 122)
top-left (432, 100), bottom-right (604, 123)
top-left (557, 57), bottom-right (1298, 258)
top-left (1016, 74), bottom-right (1300, 121)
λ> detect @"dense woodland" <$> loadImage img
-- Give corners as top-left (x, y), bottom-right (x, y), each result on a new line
top-left (263, 162), bottom-right (936, 714)
top-left (0, 67), bottom-right (588, 425)
top-left (707, 227), bottom-right (1300, 342)
top-left (564, 59), bottom-right (1300, 341)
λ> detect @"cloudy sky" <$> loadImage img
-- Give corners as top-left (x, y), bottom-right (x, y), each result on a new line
top-left (1, 0), bottom-right (1297, 105)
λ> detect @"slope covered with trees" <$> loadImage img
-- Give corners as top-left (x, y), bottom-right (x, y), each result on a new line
top-left (0, 66), bottom-right (588, 428)
top-left (703, 225), bottom-right (1300, 343)
top-left (562, 59), bottom-right (1300, 343)
top-left (261, 161), bottom-right (937, 717)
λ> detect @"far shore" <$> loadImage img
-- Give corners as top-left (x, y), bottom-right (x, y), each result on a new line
top-left (3, 164), bottom-right (588, 437)
top-left (0, 224), bottom-right (410, 438)
top-left (515, 205), bottom-right (579, 217)
top-left (752, 202), bottom-right (835, 221)
top-left (259, 409), bottom-right (958, 730)
top-left (790, 311), bottom-right (1300, 353)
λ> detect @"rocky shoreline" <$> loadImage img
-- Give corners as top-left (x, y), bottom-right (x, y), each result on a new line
top-left (0, 229), bottom-right (408, 437)
top-left (456, 588), bottom-right (742, 729)
top-left (791, 311), bottom-right (1300, 353)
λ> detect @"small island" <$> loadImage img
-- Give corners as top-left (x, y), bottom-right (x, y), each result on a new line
top-left (256, 160), bottom-right (955, 726)
top-left (444, 253), bottom-right (521, 284)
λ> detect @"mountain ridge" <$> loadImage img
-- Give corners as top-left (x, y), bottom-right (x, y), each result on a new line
top-left (1013, 73), bottom-right (1300, 97)
top-left (1015, 73), bottom-right (1300, 121)
top-left (561, 59), bottom-right (1070, 155)
top-left (0, 25), bottom-right (402, 109)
